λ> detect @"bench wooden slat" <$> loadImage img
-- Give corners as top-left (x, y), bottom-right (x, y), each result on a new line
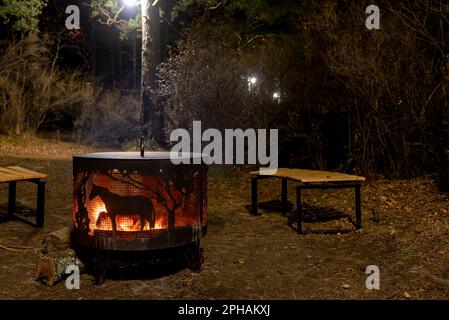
top-left (0, 167), bottom-right (36, 179)
top-left (251, 168), bottom-right (365, 184)
top-left (6, 166), bottom-right (48, 179)
top-left (280, 168), bottom-right (365, 183)
top-left (0, 166), bottom-right (47, 183)
top-left (0, 171), bottom-right (23, 182)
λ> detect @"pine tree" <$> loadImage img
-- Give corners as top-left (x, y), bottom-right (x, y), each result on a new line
top-left (0, 0), bottom-right (47, 35)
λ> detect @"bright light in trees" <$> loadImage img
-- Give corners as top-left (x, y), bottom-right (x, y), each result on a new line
top-left (124, 0), bottom-right (138, 7)
top-left (249, 76), bottom-right (257, 85)
top-left (245, 75), bottom-right (260, 93)
top-left (247, 76), bottom-right (258, 92)
top-left (273, 92), bottom-right (281, 103)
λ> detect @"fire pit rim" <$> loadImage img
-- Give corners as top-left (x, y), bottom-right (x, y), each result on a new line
top-left (74, 151), bottom-right (204, 161)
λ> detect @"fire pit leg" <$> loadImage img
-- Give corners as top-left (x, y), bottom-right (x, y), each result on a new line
top-left (251, 177), bottom-right (259, 215)
top-left (8, 181), bottom-right (16, 219)
top-left (186, 241), bottom-right (204, 271)
top-left (92, 251), bottom-right (107, 285)
top-left (281, 178), bottom-right (288, 214)
top-left (296, 186), bottom-right (303, 234)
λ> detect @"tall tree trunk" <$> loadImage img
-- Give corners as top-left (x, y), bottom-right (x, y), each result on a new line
top-left (439, 59), bottom-right (449, 191)
top-left (161, 0), bottom-right (173, 58)
top-left (141, 0), bottom-right (164, 147)
top-left (132, 32), bottom-right (137, 89)
top-left (117, 27), bottom-right (122, 85)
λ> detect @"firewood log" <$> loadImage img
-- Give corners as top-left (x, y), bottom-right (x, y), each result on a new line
top-left (35, 249), bottom-right (85, 286)
top-left (36, 227), bottom-right (85, 286)
top-left (41, 227), bottom-right (72, 254)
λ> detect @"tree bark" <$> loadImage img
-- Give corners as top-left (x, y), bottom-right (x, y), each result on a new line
top-left (161, 0), bottom-right (173, 57)
top-left (141, 0), bottom-right (164, 147)
top-left (132, 32), bottom-right (137, 89)
top-left (439, 59), bottom-right (449, 191)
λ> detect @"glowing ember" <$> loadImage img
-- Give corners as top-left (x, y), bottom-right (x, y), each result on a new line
top-left (88, 198), bottom-right (163, 235)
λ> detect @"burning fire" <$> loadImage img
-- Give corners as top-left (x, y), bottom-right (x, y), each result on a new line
top-left (88, 198), bottom-right (163, 235)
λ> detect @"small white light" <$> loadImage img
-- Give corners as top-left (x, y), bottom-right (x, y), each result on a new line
top-left (124, 0), bottom-right (138, 7)
top-left (249, 77), bottom-right (257, 85)
top-left (273, 92), bottom-right (280, 99)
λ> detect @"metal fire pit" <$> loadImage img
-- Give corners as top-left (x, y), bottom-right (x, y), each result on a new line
top-left (72, 152), bottom-right (207, 283)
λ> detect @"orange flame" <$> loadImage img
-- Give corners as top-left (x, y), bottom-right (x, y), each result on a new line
top-left (88, 198), bottom-right (163, 235)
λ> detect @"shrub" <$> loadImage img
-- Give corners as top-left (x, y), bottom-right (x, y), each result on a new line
top-left (156, 3), bottom-right (448, 177)
top-left (0, 36), bottom-right (89, 135)
top-left (0, 36), bottom-right (141, 148)
top-left (73, 88), bottom-right (140, 147)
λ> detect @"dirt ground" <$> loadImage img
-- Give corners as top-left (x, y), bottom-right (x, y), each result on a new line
top-left (1, 136), bottom-right (449, 300)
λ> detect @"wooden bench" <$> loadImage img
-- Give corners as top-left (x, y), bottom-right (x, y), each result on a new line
top-left (251, 168), bottom-right (365, 235)
top-left (0, 166), bottom-right (47, 228)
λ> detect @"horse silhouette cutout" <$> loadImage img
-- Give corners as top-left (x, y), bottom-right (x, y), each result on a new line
top-left (89, 183), bottom-right (156, 234)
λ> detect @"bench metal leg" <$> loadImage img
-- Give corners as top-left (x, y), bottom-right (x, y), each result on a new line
top-left (36, 179), bottom-right (46, 228)
top-left (8, 181), bottom-right (16, 218)
top-left (296, 186), bottom-right (302, 234)
top-left (355, 184), bottom-right (362, 229)
top-left (281, 178), bottom-right (287, 213)
top-left (295, 183), bottom-right (362, 235)
top-left (251, 177), bottom-right (258, 215)
top-left (6, 179), bottom-right (46, 228)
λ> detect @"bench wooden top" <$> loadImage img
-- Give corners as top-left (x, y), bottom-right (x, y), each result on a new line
top-left (0, 166), bottom-right (48, 183)
top-left (251, 168), bottom-right (365, 184)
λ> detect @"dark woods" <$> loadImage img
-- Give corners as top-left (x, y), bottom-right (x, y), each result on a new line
top-left (161, 0), bottom-right (449, 183)
top-left (0, 0), bottom-right (448, 182)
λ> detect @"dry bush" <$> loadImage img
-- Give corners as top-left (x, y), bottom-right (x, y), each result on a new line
top-left (156, 1), bottom-right (448, 177)
top-left (156, 21), bottom-right (318, 159)
top-left (0, 36), bottom-right (140, 148)
top-left (73, 88), bottom-right (140, 147)
top-left (307, 2), bottom-right (442, 177)
top-left (157, 22), bottom-right (259, 135)
top-left (0, 36), bottom-right (90, 135)
top-left (155, 18), bottom-right (352, 168)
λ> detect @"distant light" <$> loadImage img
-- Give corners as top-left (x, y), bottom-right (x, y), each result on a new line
top-left (273, 92), bottom-right (280, 99)
top-left (249, 77), bottom-right (257, 85)
top-left (124, 0), bottom-right (138, 7)
top-left (247, 75), bottom-right (259, 92)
